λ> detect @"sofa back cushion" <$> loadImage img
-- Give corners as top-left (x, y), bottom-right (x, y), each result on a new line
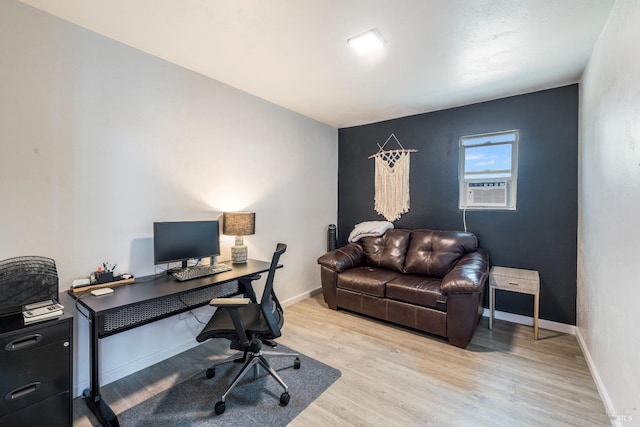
top-left (360, 229), bottom-right (411, 272)
top-left (404, 230), bottom-right (478, 278)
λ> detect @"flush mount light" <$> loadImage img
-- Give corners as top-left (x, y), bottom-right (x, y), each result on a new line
top-left (347, 28), bottom-right (386, 55)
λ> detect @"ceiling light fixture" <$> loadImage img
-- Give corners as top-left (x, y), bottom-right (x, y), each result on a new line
top-left (348, 28), bottom-right (386, 55)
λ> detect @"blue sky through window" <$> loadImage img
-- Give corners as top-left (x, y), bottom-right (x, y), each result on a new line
top-left (462, 132), bottom-right (516, 179)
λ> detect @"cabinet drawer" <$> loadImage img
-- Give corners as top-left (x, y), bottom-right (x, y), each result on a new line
top-left (0, 391), bottom-right (70, 427)
top-left (0, 339), bottom-right (70, 415)
top-left (490, 267), bottom-right (539, 294)
top-left (0, 320), bottom-right (70, 359)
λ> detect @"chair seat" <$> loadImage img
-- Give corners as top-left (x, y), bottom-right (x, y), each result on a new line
top-left (196, 303), bottom-right (269, 343)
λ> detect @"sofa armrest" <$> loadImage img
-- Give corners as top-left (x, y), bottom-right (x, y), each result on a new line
top-left (317, 243), bottom-right (365, 272)
top-left (440, 249), bottom-right (489, 295)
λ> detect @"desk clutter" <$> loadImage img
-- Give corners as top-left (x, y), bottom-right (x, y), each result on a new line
top-left (70, 276), bottom-right (135, 294)
top-left (69, 261), bottom-right (135, 294)
top-left (22, 300), bottom-right (65, 324)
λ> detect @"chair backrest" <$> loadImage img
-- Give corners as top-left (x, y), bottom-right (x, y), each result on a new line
top-left (260, 243), bottom-right (287, 339)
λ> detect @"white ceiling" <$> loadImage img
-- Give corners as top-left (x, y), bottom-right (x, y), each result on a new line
top-left (21, 0), bottom-right (614, 128)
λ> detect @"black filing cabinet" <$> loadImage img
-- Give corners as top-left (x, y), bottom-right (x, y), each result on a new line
top-left (0, 313), bottom-right (73, 427)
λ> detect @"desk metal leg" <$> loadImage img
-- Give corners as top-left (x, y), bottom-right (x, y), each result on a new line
top-left (83, 313), bottom-right (120, 426)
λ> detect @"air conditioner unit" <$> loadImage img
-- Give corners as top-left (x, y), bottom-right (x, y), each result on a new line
top-left (465, 181), bottom-right (508, 207)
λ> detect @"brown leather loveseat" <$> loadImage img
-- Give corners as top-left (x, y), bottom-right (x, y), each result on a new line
top-left (317, 229), bottom-right (489, 348)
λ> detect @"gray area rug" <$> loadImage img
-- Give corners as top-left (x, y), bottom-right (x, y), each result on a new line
top-left (119, 344), bottom-right (341, 426)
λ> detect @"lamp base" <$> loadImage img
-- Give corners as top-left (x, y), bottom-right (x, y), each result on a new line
top-left (231, 236), bottom-right (248, 263)
top-left (230, 246), bottom-right (247, 263)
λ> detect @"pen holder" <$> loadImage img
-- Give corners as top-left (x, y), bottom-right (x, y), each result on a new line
top-left (95, 271), bottom-right (114, 284)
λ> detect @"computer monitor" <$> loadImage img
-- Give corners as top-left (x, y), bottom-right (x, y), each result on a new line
top-left (153, 220), bottom-right (221, 269)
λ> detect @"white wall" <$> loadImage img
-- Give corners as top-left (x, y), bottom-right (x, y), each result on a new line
top-left (0, 1), bottom-right (337, 395)
top-left (579, 0), bottom-right (640, 424)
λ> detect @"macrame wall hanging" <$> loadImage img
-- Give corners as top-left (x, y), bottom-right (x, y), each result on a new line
top-left (368, 134), bottom-right (418, 222)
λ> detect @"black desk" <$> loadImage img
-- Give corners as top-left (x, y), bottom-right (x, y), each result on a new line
top-left (68, 259), bottom-right (275, 427)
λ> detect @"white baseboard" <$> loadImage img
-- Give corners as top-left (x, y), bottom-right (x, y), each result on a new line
top-left (575, 329), bottom-right (618, 427)
top-left (281, 286), bottom-right (322, 307)
top-left (481, 308), bottom-right (576, 335)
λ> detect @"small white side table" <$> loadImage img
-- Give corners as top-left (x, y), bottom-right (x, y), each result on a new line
top-left (489, 266), bottom-right (540, 339)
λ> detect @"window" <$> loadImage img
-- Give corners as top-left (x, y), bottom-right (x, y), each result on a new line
top-left (459, 130), bottom-right (518, 210)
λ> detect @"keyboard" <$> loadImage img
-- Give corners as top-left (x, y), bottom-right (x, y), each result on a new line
top-left (171, 263), bottom-right (232, 282)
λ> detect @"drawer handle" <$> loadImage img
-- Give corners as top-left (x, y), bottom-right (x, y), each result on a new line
top-left (508, 281), bottom-right (519, 286)
top-left (5, 334), bottom-right (43, 351)
top-left (6, 382), bottom-right (41, 401)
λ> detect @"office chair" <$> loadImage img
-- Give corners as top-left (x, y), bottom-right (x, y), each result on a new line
top-left (196, 243), bottom-right (300, 415)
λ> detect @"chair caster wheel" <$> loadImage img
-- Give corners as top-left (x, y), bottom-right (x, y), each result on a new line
top-left (293, 357), bottom-right (301, 369)
top-left (206, 368), bottom-right (215, 379)
top-left (279, 392), bottom-right (290, 406)
top-left (214, 400), bottom-right (226, 415)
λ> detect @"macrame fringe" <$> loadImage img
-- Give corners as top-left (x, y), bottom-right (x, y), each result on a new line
top-left (374, 152), bottom-right (410, 222)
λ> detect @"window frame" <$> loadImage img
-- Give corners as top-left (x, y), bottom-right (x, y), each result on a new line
top-left (458, 130), bottom-right (519, 210)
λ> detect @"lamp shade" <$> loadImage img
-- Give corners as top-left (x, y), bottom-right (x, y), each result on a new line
top-left (223, 212), bottom-right (255, 236)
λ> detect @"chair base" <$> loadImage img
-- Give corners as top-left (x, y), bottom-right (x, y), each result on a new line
top-left (206, 347), bottom-right (300, 415)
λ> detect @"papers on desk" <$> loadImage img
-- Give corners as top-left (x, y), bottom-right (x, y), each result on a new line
top-left (23, 300), bottom-right (64, 324)
top-left (23, 309), bottom-right (63, 324)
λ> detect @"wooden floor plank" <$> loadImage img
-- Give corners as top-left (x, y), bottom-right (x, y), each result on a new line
top-left (73, 294), bottom-right (609, 426)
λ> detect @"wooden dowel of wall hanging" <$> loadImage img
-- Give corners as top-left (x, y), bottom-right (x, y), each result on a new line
top-left (368, 148), bottom-right (418, 159)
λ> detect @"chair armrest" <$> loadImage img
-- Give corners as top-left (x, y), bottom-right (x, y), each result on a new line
top-left (209, 297), bottom-right (251, 307)
top-left (440, 249), bottom-right (490, 295)
top-left (317, 243), bottom-right (365, 272)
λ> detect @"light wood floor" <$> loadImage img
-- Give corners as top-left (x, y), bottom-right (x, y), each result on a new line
top-left (73, 294), bottom-right (610, 426)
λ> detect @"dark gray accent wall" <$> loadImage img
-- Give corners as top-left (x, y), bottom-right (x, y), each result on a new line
top-left (338, 85), bottom-right (578, 325)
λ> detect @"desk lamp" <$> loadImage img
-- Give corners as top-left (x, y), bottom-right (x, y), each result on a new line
top-left (223, 212), bottom-right (255, 264)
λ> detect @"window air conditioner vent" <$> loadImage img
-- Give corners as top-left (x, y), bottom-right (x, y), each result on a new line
top-left (466, 181), bottom-right (508, 207)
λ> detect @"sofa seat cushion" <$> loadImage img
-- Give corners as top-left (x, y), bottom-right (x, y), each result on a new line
top-left (386, 275), bottom-right (446, 310)
top-left (337, 267), bottom-right (401, 297)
